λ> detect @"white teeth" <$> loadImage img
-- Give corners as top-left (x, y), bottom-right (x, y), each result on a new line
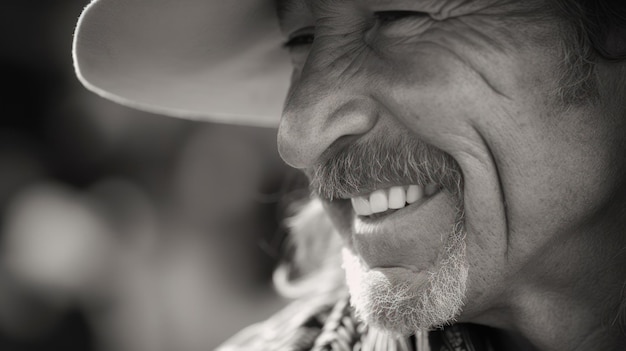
top-left (369, 189), bottom-right (388, 213)
top-left (350, 183), bottom-right (440, 217)
top-left (406, 185), bottom-right (423, 204)
top-left (388, 186), bottom-right (406, 209)
top-left (351, 197), bottom-right (372, 216)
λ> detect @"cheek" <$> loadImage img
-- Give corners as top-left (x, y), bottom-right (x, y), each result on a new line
top-left (489, 105), bottom-right (620, 247)
top-left (374, 46), bottom-right (501, 147)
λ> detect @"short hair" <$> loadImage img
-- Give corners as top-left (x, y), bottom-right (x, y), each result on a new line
top-left (554, 0), bottom-right (626, 61)
top-left (551, 0), bottom-right (626, 104)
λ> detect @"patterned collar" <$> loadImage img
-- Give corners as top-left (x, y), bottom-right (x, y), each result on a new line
top-left (218, 291), bottom-right (496, 351)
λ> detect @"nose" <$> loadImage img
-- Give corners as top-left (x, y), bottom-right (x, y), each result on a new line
top-left (277, 55), bottom-right (378, 169)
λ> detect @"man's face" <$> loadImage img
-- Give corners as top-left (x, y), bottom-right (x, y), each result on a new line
top-left (276, 0), bottom-right (624, 334)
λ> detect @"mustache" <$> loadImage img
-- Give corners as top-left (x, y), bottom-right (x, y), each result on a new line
top-left (308, 134), bottom-right (464, 201)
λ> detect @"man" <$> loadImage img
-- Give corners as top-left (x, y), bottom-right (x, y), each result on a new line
top-left (72, 0), bottom-right (626, 350)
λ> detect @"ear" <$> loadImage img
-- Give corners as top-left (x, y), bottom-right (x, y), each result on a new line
top-left (604, 26), bottom-right (626, 60)
top-left (594, 0), bottom-right (626, 60)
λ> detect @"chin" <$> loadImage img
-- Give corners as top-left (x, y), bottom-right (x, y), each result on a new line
top-left (341, 225), bottom-right (469, 334)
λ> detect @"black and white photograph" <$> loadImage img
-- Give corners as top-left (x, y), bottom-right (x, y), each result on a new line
top-left (1, 1), bottom-right (626, 350)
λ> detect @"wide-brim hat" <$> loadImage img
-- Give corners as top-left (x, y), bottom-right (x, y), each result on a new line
top-left (73, 0), bottom-right (290, 127)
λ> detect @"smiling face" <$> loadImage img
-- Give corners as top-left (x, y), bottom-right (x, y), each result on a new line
top-left (276, 0), bottom-right (626, 335)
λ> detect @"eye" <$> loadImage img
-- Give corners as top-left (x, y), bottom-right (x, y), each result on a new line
top-left (283, 26), bottom-right (315, 49)
top-left (283, 33), bottom-right (315, 49)
top-left (374, 10), bottom-right (429, 25)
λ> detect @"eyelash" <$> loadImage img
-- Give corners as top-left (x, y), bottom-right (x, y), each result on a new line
top-left (283, 11), bottom-right (429, 48)
top-left (375, 10), bottom-right (429, 24)
top-left (283, 33), bottom-right (315, 49)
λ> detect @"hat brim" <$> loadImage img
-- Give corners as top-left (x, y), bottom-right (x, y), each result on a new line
top-left (73, 0), bottom-right (291, 127)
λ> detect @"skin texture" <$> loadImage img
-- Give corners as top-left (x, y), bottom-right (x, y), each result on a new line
top-left (275, 0), bottom-right (626, 350)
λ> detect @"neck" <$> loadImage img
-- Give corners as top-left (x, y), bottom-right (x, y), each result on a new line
top-left (502, 285), bottom-right (626, 351)
top-left (478, 201), bottom-right (626, 351)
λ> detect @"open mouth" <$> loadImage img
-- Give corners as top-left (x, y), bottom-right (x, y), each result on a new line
top-left (350, 183), bottom-right (442, 220)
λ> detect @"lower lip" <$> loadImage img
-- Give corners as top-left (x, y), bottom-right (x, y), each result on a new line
top-left (347, 189), bottom-right (457, 269)
top-left (321, 188), bottom-right (456, 256)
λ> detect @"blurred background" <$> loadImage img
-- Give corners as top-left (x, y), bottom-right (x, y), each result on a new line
top-left (0, 1), bottom-right (310, 350)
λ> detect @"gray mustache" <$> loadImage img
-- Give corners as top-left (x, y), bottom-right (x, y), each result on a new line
top-left (308, 134), bottom-right (464, 201)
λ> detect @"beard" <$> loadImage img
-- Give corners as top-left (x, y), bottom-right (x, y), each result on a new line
top-left (342, 209), bottom-right (468, 334)
top-left (306, 128), bottom-right (468, 334)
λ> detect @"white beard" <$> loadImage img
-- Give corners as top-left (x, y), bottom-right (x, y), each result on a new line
top-left (342, 224), bottom-right (468, 335)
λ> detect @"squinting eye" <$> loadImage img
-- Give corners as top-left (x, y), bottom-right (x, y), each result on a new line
top-left (375, 10), bottom-right (429, 24)
top-left (283, 33), bottom-right (315, 49)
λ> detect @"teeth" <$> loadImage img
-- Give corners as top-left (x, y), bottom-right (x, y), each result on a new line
top-left (369, 189), bottom-right (388, 213)
top-left (351, 197), bottom-right (372, 216)
top-left (388, 186), bottom-right (406, 209)
top-left (406, 185), bottom-right (423, 204)
top-left (350, 184), bottom-right (440, 217)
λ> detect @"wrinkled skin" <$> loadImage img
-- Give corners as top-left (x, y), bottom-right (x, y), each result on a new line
top-left (276, 0), bottom-right (626, 350)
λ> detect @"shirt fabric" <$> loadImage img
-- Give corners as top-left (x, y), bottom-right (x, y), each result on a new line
top-left (218, 291), bottom-right (496, 351)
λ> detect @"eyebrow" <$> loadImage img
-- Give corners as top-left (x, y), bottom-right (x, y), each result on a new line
top-left (276, 0), bottom-right (298, 22)
top-left (276, 0), bottom-right (311, 24)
